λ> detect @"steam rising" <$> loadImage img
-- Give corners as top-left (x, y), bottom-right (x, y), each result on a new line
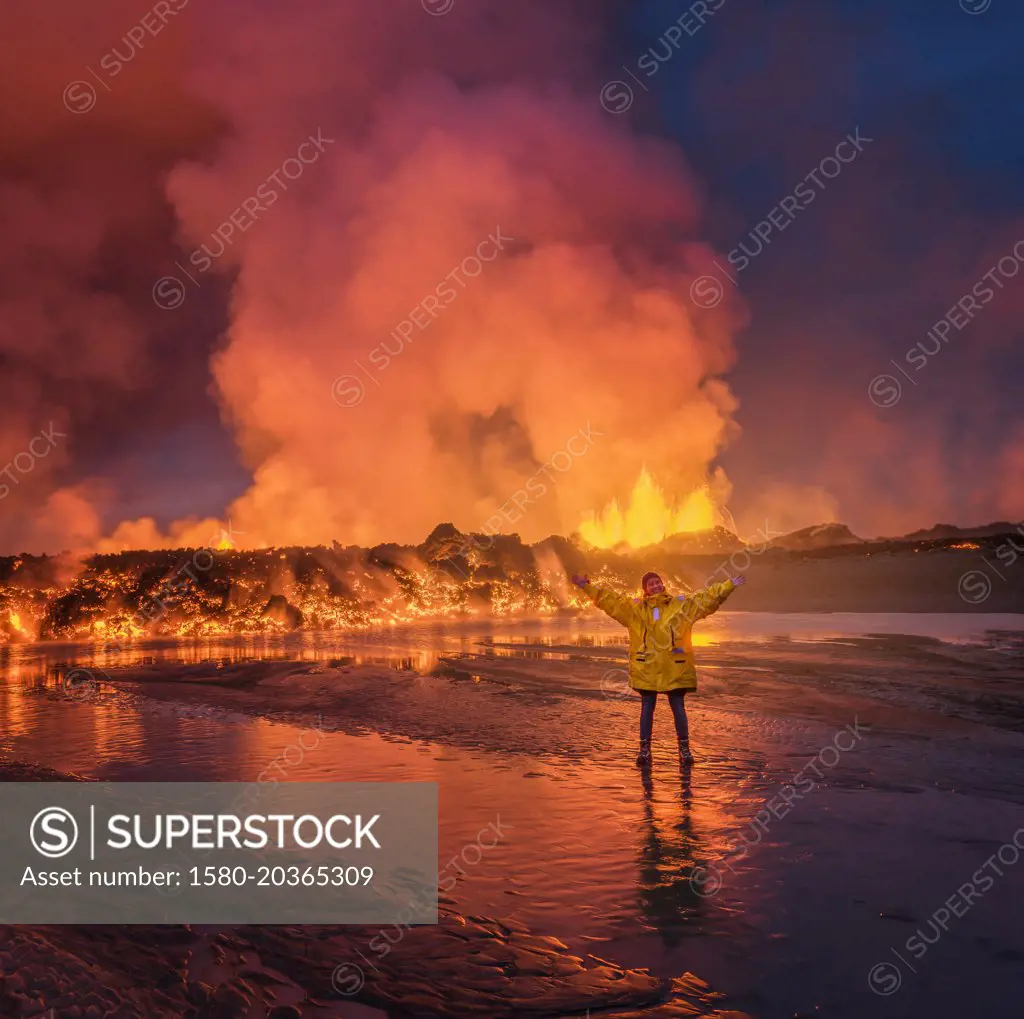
top-left (6, 1), bottom-right (1016, 557)
top-left (143, 0), bottom-right (744, 549)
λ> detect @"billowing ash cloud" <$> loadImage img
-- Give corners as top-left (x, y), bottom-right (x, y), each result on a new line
top-left (9, 0), bottom-right (1016, 557)
top-left (111, 0), bottom-right (743, 551)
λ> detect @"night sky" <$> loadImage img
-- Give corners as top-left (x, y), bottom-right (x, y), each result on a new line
top-left (630, 0), bottom-right (1024, 534)
top-left (1, 0), bottom-right (1021, 555)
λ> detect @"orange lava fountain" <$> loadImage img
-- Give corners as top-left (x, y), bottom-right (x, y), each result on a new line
top-left (579, 468), bottom-right (724, 549)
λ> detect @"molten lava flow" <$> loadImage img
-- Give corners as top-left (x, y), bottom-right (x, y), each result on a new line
top-left (579, 469), bottom-right (721, 549)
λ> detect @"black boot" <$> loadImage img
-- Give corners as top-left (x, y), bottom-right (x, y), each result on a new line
top-left (636, 740), bottom-right (652, 767)
top-left (678, 738), bottom-right (694, 766)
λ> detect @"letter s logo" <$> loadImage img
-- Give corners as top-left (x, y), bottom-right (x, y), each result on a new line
top-left (30, 807), bottom-right (79, 858)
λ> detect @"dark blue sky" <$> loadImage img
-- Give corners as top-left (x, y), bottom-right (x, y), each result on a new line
top-left (602, 0), bottom-right (1024, 532)
top-left (645, 0), bottom-right (1024, 214)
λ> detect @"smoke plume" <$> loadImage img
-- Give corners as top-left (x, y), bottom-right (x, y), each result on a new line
top-left (132, 0), bottom-right (742, 550)
top-left (8, 0), bottom-right (1017, 557)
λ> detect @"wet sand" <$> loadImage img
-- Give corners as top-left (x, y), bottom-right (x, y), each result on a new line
top-left (0, 863), bottom-right (736, 1019)
top-left (2, 618), bottom-right (1023, 1018)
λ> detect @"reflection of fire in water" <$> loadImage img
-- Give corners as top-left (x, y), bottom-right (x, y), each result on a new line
top-left (579, 468), bottom-right (727, 549)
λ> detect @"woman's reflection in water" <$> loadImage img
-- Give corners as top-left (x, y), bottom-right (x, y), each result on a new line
top-left (635, 766), bottom-right (710, 945)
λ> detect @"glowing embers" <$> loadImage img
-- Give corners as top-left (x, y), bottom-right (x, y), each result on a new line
top-left (0, 546), bottom-right (564, 644)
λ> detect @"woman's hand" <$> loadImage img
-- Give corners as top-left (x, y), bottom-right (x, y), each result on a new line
top-left (730, 575), bottom-right (747, 586)
top-left (571, 574), bottom-right (590, 588)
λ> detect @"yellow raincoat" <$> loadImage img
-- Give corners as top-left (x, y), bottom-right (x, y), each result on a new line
top-left (582, 580), bottom-right (737, 692)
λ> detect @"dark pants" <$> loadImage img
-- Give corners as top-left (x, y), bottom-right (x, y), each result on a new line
top-left (639, 689), bottom-right (689, 745)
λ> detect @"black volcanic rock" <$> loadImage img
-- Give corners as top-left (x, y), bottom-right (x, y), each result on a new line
top-left (3, 519), bottom-right (1024, 642)
top-left (901, 521), bottom-right (1021, 541)
top-left (536, 535), bottom-right (589, 574)
top-left (262, 594), bottom-right (302, 629)
top-left (422, 522), bottom-right (470, 562)
top-left (771, 523), bottom-right (864, 550)
top-left (648, 526), bottom-right (747, 556)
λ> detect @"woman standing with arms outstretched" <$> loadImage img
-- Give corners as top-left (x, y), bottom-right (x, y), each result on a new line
top-left (572, 570), bottom-right (745, 767)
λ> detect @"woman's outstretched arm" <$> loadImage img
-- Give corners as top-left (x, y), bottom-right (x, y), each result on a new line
top-left (572, 574), bottom-right (636, 627)
top-left (671, 575), bottom-right (746, 624)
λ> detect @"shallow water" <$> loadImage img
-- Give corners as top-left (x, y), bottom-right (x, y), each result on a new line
top-left (3, 612), bottom-right (1024, 1018)
top-left (2, 609), bottom-right (1022, 679)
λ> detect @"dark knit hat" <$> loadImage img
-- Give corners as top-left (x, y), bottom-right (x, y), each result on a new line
top-left (641, 571), bottom-right (661, 590)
